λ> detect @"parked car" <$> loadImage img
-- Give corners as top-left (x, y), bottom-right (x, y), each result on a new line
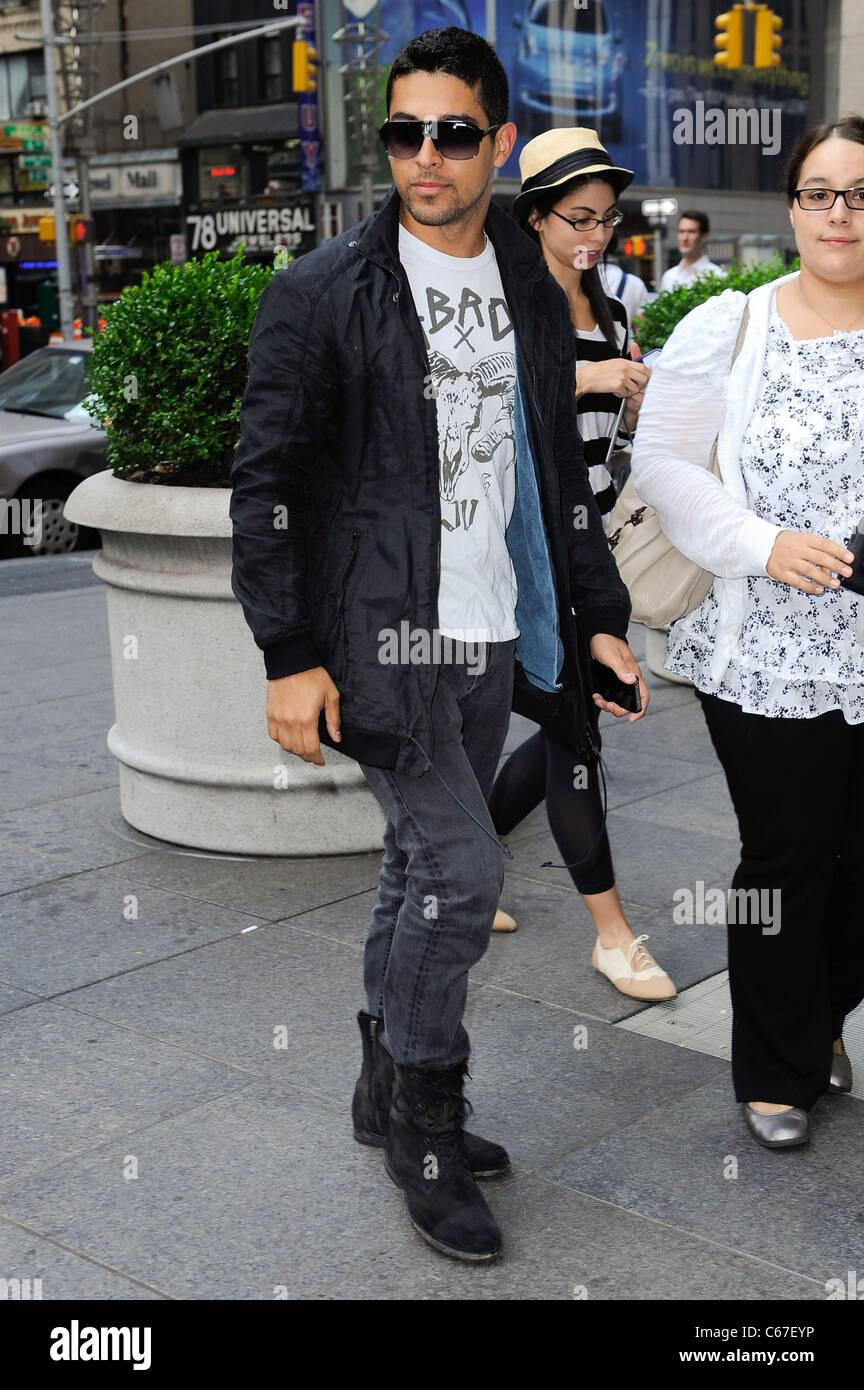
top-left (0, 341), bottom-right (105, 558)
top-left (513, 0), bottom-right (626, 141)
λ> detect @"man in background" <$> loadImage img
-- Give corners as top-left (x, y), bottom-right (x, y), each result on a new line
top-left (659, 209), bottom-right (723, 291)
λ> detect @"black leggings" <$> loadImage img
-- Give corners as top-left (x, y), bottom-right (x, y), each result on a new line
top-left (487, 729), bottom-right (615, 895)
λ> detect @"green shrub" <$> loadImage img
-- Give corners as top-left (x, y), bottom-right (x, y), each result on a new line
top-left (633, 253), bottom-right (799, 353)
top-left (84, 248), bottom-right (273, 486)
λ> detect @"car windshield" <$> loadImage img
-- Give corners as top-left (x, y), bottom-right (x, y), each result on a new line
top-left (529, 0), bottom-right (609, 31)
top-left (0, 349), bottom-right (90, 419)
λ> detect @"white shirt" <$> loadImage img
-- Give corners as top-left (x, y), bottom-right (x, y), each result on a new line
top-left (662, 301), bottom-right (864, 720)
top-left (399, 223), bottom-right (519, 644)
top-left (660, 254), bottom-right (724, 293)
top-left (598, 262), bottom-right (650, 330)
top-left (630, 277), bottom-right (790, 684)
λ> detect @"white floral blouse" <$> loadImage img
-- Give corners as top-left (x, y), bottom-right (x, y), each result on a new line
top-left (664, 302), bottom-right (864, 722)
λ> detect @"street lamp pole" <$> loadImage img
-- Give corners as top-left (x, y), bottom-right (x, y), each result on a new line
top-left (40, 0), bottom-right (75, 341)
top-left (642, 197), bottom-right (678, 293)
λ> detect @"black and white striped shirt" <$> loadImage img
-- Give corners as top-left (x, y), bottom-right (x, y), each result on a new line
top-left (575, 296), bottom-right (630, 521)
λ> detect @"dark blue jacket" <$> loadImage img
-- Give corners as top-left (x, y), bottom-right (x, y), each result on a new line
top-left (229, 186), bottom-right (630, 775)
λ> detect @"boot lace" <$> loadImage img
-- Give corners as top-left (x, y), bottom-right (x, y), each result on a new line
top-left (412, 1068), bottom-right (474, 1169)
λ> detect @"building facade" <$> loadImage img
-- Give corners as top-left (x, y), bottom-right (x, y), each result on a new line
top-left (319, 0), bottom-right (864, 283)
top-left (177, 0), bottom-right (318, 266)
top-left (1, 0), bottom-right (862, 321)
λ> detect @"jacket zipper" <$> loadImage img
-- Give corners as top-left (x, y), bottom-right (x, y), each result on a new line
top-left (336, 530), bottom-right (361, 669)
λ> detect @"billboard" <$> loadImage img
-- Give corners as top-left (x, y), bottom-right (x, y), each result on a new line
top-left (356, 0), bottom-right (822, 191)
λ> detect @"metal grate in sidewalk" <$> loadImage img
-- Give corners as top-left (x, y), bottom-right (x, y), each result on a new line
top-left (616, 970), bottom-right (864, 1100)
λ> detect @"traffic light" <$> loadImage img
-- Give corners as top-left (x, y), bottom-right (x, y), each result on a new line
top-left (69, 218), bottom-right (93, 246)
top-left (714, 8), bottom-right (744, 69)
top-left (292, 39), bottom-right (318, 94)
top-left (38, 215), bottom-right (55, 242)
top-left (754, 5), bottom-right (782, 67)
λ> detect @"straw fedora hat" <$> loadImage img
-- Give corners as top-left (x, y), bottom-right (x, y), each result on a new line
top-left (513, 128), bottom-right (634, 218)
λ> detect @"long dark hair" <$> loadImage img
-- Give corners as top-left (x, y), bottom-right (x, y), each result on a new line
top-left (516, 172), bottom-right (621, 350)
top-left (784, 114), bottom-right (864, 202)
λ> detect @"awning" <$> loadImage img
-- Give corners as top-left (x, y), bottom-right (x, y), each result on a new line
top-left (177, 106), bottom-right (299, 148)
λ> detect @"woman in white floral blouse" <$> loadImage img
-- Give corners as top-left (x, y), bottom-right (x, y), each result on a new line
top-left (630, 116), bottom-right (864, 1149)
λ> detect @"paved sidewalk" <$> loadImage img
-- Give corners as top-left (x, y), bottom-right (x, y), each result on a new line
top-left (0, 551), bottom-right (860, 1301)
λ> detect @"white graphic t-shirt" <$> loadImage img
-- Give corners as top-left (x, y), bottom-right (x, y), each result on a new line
top-left (399, 223), bottom-right (519, 643)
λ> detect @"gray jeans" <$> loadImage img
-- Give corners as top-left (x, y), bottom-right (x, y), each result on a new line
top-left (359, 638), bottom-right (517, 1069)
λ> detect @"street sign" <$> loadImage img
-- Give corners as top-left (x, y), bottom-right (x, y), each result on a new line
top-left (642, 198), bottom-right (678, 219)
top-left (3, 123), bottom-right (47, 140)
top-left (44, 182), bottom-right (80, 201)
top-left (20, 155), bottom-right (52, 170)
top-left (22, 139), bottom-right (48, 152)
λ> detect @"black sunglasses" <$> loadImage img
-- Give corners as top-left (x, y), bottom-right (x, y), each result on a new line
top-left (379, 118), bottom-right (501, 161)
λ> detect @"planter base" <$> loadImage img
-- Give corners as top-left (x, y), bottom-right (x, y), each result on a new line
top-left (65, 471), bottom-right (386, 856)
top-left (116, 754), bottom-right (381, 857)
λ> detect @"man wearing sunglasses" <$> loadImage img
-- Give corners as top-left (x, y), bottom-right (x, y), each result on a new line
top-left (230, 27), bottom-right (640, 1264)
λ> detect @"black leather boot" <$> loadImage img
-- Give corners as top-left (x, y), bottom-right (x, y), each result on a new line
top-left (384, 1060), bottom-right (503, 1261)
top-left (351, 1011), bottom-right (509, 1178)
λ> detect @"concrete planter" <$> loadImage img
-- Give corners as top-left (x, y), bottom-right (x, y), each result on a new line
top-left (64, 470), bottom-right (385, 855)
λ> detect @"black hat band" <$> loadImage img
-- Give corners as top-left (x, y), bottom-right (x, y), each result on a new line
top-left (521, 147), bottom-right (616, 196)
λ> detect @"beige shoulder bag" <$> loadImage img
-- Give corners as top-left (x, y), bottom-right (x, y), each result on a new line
top-left (606, 301), bottom-right (750, 629)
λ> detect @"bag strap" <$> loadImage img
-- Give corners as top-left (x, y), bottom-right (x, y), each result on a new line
top-left (616, 267), bottom-right (627, 298)
top-left (731, 299), bottom-right (750, 365)
top-left (607, 297), bottom-right (751, 551)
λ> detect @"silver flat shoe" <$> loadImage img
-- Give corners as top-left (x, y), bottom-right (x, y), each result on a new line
top-left (743, 1104), bottom-right (809, 1149)
top-left (829, 1049), bottom-right (853, 1093)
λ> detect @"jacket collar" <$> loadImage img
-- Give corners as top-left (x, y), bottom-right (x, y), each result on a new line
top-left (354, 183), bottom-right (549, 286)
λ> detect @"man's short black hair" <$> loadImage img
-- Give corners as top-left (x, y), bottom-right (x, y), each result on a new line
top-left (386, 27), bottom-right (509, 129)
top-left (679, 209), bottom-right (710, 236)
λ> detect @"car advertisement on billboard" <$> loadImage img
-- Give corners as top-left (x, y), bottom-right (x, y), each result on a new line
top-left (356, 0), bottom-right (822, 191)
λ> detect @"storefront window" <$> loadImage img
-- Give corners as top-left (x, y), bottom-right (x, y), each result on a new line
top-left (0, 157), bottom-right (13, 197)
top-left (198, 146), bottom-right (246, 201)
top-left (260, 142), bottom-right (302, 197)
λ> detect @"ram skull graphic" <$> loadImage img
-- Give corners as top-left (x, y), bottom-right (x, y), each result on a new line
top-left (426, 350), bottom-right (515, 502)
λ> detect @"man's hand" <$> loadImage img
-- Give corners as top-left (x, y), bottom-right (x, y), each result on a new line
top-left (589, 633), bottom-right (649, 723)
top-left (766, 530), bottom-right (854, 594)
top-left (266, 667), bottom-right (341, 766)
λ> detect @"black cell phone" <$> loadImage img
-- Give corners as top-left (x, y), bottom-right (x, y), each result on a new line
top-left (590, 658), bottom-right (642, 713)
top-left (840, 517), bottom-right (864, 597)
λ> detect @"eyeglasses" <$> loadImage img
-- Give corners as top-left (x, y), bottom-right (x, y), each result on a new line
top-left (378, 118), bottom-right (501, 161)
top-left (792, 187), bottom-right (864, 211)
top-left (549, 208), bottom-right (624, 232)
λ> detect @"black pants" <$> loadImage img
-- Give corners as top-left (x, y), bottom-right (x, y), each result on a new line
top-left (697, 689), bottom-right (864, 1109)
top-left (487, 728), bottom-right (615, 896)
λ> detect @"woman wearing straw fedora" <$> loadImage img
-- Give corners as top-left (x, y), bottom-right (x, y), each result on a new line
top-left (488, 127), bottom-right (677, 1003)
